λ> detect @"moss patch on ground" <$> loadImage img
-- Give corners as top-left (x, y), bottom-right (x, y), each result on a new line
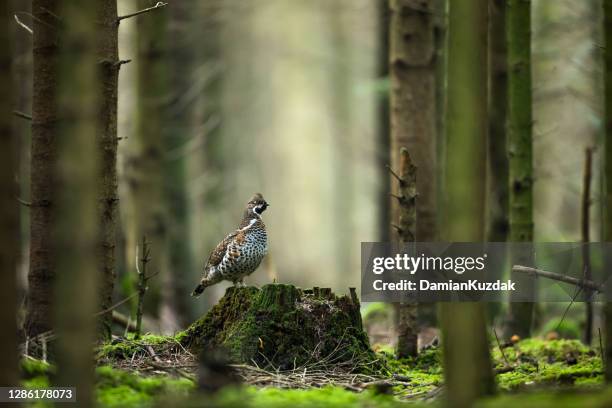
top-left (19, 336), bottom-right (609, 408)
top-left (491, 338), bottom-right (602, 391)
top-left (180, 284), bottom-right (378, 372)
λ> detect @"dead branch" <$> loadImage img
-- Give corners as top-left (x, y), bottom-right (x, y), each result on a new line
top-left (13, 110), bottom-right (32, 121)
top-left (94, 292), bottom-right (138, 317)
top-left (16, 197), bottom-right (31, 207)
top-left (512, 265), bottom-right (603, 292)
top-left (14, 15), bottom-right (33, 34)
top-left (386, 164), bottom-right (404, 185)
top-left (492, 328), bottom-right (512, 370)
top-left (135, 236), bottom-right (153, 339)
top-left (117, 1), bottom-right (168, 22)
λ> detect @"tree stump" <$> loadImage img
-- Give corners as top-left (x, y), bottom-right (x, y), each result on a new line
top-left (181, 284), bottom-right (377, 371)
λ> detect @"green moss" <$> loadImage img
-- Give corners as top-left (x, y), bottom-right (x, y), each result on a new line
top-left (96, 333), bottom-right (183, 361)
top-left (21, 357), bottom-right (54, 379)
top-left (96, 365), bottom-right (194, 408)
top-left (491, 339), bottom-right (602, 390)
top-left (379, 348), bottom-right (442, 396)
top-left (182, 285), bottom-right (378, 372)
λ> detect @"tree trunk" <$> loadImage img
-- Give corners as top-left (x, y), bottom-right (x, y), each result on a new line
top-left (25, 0), bottom-right (60, 339)
top-left (329, 0), bottom-right (355, 280)
top-left (11, 0), bottom-right (32, 300)
top-left (377, 0), bottom-right (391, 243)
top-left (603, 0), bottom-right (612, 384)
top-left (162, 0), bottom-right (198, 328)
top-left (124, 0), bottom-right (169, 324)
top-left (439, 1), bottom-right (495, 406)
top-left (53, 2), bottom-right (100, 405)
top-left (389, 0), bottom-right (437, 242)
top-left (0, 0), bottom-right (20, 388)
top-left (389, 0), bottom-right (438, 358)
top-left (504, 0), bottom-right (534, 340)
top-left (487, 0), bottom-right (509, 243)
top-left (394, 149), bottom-right (419, 358)
top-left (96, 0), bottom-right (120, 340)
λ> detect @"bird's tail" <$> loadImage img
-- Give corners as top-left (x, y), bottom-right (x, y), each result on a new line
top-left (191, 283), bottom-right (205, 297)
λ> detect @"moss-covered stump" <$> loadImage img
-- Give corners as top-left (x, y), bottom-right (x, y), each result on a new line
top-left (181, 284), bottom-right (377, 371)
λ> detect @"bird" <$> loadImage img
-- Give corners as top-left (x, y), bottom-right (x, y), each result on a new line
top-left (191, 193), bottom-right (269, 297)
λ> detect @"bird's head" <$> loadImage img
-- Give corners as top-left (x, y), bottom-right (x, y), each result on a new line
top-left (247, 193), bottom-right (269, 216)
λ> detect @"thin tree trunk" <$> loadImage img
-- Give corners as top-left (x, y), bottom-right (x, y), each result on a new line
top-left (603, 0), bottom-right (612, 383)
top-left (11, 0), bottom-right (32, 300)
top-left (53, 1), bottom-right (100, 405)
top-left (0, 0), bottom-right (20, 387)
top-left (394, 149), bottom-right (418, 358)
top-left (389, 0), bottom-right (437, 242)
top-left (377, 0), bottom-right (390, 243)
top-left (125, 0), bottom-right (169, 324)
top-left (487, 0), bottom-right (509, 243)
top-left (439, 1), bottom-right (495, 406)
top-left (505, 0), bottom-right (535, 340)
top-left (389, 0), bottom-right (438, 357)
top-left (162, 0), bottom-right (197, 328)
top-left (25, 0), bottom-right (60, 339)
top-left (582, 148), bottom-right (593, 345)
top-left (330, 0), bottom-right (355, 280)
top-left (96, 0), bottom-right (120, 340)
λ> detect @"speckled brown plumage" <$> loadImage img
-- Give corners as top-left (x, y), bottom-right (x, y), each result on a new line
top-left (191, 193), bottom-right (269, 297)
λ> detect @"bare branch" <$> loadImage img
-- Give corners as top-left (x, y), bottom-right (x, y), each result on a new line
top-left (390, 224), bottom-right (403, 233)
top-left (385, 164), bottom-right (404, 184)
top-left (512, 265), bottom-right (603, 292)
top-left (13, 110), bottom-right (32, 121)
top-left (94, 292), bottom-right (138, 317)
top-left (117, 1), bottom-right (168, 21)
top-left (16, 197), bottom-right (31, 207)
top-left (14, 14), bottom-right (33, 34)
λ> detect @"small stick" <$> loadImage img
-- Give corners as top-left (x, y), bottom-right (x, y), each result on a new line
top-left (117, 1), bottom-right (168, 21)
top-left (386, 164), bottom-right (404, 185)
top-left (14, 15), bottom-right (33, 34)
top-left (94, 292), bottom-right (138, 317)
top-left (493, 328), bottom-right (511, 369)
top-left (13, 110), bottom-right (32, 121)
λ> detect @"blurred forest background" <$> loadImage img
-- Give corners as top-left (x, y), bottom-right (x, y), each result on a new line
top-left (5, 0), bottom-right (612, 406)
top-left (9, 0), bottom-right (605, 335)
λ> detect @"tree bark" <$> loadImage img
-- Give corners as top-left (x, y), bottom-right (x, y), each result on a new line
top-left (440, 1), bottom-right (495, 406)
top-left (505, 0), bottom-right (535, 340)
top-left (394, 149), bottom-right (418, 358)
top-left (25, 0), bottom-right (60, 339)
top-left (0, 0), bottom-right (20, 388)
top-left (377, 0), bottom-right (391, 243)
top-left (389, 0), bottom-right (438, 357)
top-left (487, 0), bottom-right (509, 243)
top-left (53, 1), bottom-right (100, 405)
top-left (389, 0), bottom-right (437, 242)
top-left (603, 0), bottom-right (612, 384)
top-left (124, 0), bottom-right (169, 324)
top-left (96, 0), bottom-right (120, 340)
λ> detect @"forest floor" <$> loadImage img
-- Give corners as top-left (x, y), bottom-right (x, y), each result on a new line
top-left (21, 334), bottom-right (606, 407)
